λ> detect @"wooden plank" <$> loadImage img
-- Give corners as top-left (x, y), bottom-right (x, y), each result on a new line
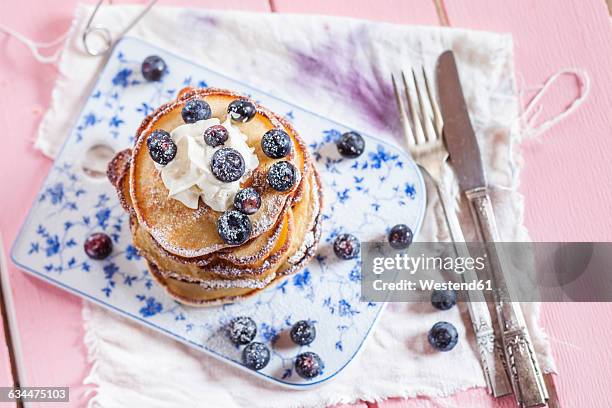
top-left (2, 1), bottom-right (611, 407)
top-left (0, 0), bottom-right (271, 406)
top-left (445, 0), bottom-right (612, 241)
top-left (444, 1), bottom-right (612, 407)
top-left (0, 243), bottom-right (16, 406)
top-left (272, 0), bottom-right (440, 25)
top-left (274, 1), bottom-right (612, 407)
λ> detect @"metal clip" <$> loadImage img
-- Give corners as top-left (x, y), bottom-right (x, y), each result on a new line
top-left (82, 0), bottom-right (158, 56)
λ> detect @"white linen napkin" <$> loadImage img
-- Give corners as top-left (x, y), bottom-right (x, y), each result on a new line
top-left (35, 4), bottom-right (555, 407)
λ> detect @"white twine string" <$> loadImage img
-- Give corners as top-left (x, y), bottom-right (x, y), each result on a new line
top-left (519, 69), bottom-right (590, 140)
top-left (0, 24), bottom-right (69, 64)
top-left (496, 68), bottom-right (592, 189)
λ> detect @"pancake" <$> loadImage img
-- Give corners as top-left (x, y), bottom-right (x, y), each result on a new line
top-left (146, 204), bottom-right (322, 307)
top-left (131, 168), bottom-right (318, 277)
top-left (112, 156), bottom-right (310, 272)
top-left (130, 88), bottom-right (307, 258)
top-left (143, 169), bottom-right (322, 306)
top-left (131, 204), bottom-right (293, 281)
top-left (108, 87), bottom-right (322, 305)
top-left (107, 148), bottom-right (134, 216)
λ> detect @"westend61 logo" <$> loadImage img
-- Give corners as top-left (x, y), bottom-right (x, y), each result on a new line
top-left (362, 242), bottom-right (612, 302)
top-left (368, 250), bottom-right (492, 295)
top-left (372, 252), bottom-right (487, 275)
top-left (361, 242), bottom-right (497, 302)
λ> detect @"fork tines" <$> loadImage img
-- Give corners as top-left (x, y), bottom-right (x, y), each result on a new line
top-left (392, 68), bottom-right (443, 148)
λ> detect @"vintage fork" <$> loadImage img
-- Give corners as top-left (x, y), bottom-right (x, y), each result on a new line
top-left (392, 68), bottom-right (512, 397)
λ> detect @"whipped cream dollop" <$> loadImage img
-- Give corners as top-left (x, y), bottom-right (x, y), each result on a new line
top-left (156, 118), bottom-right (259, 211)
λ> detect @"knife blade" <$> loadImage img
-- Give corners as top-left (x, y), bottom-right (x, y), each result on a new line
top-left (436, 50), bottom-right (549, 408)
top-left (435, 53), bottom-right (486, 192)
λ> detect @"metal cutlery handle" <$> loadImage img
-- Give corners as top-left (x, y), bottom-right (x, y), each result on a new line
top-left (465, 187), bottom-right (548, 407)
top-left (435, 184), bottom-right (511, 397)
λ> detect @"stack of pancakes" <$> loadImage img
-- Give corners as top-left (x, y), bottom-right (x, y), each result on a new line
top-left (107, 88), bottom-right (322, 306)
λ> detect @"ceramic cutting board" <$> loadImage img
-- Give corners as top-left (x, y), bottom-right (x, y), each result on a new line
top-left (11, 37), bottom-right (425, 387)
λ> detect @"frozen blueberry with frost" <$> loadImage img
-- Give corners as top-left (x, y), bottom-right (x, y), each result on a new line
top-left (294, 352), bottom-right (324, 379)
top-left (226, 316), bottom-right (257, 345)
top-left (388, 224), bottom-right (413, 250)
top-left (228, 99), bottom-right (256, 123)
top-left (336, 131), bottom-right (365, 158)
top-left (428, 321), bottom-right (458, 352)
top-left (211, 148), bottom-right (245, 183)
top-left (261, 128), bottom-right (292, 159)
top-left (267, 161), bottom-right (297, 192)
top-left (217, 210), bottom-right (252, 245)
top-left (242, 342), bottom-right (271, 371)
top-left (147, 129), bottom-right (176, 165)
top-left (181, 99), bottom-right (211, 123)
top-left (234, 187), bottom-right (261, 215)
top-left (203, 124), bottom-right (229, 147)
top-left (290, 320), bottom-right (316, 346)
top-left (141, 55), bottom-right (167, 82)
top-left (333, 233), bottom-right (360, 260)
top-left (431, 289), bottom-right (457, 311)
top-left (84, 232), bottom-right (113, 260)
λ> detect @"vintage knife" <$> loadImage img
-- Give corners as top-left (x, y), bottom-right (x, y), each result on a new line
top-left (436, 51), bottom-right (549, 407)
top-left (437, 190), bottom-right (512, 397)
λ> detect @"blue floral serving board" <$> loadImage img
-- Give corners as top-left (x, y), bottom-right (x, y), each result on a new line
top-left (11, 37), bottom-right (425, 387)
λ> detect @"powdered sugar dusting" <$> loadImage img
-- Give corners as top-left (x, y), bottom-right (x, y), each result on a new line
top-left (148, 224), bottom-right (227, 258)
top-left (209, 259), bottom-right (272, 277)
top-left (218, 215), bottom-right (284, 265)
top-left (288, 231), bottom-right (315, 265)
top-left (288, 172), bottom-right (322, 264)
top-left (250, 194), bottom-right (287, 236)
top-left (281, 214), bottom-right (322, 276)
top-left (164, 269), bottom-right (277, 290)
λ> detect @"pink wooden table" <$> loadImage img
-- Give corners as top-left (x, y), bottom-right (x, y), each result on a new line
top-left (1, 1), bottom-right (611, 407)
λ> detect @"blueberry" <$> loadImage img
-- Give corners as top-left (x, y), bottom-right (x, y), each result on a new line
top-left (203, 125), bottom-right (228, 147)
top-left (228, 99), bottom-right (256, 123)
top-left (211, 148), bottom-right (245, 183)
top-left (267, 161), bottom-right (297, 192)
top-left (234, 187), bottom-right (261, 215)
top-left (333, 233), bottom-right (360, 260)
top-left (261, 128), bottom-right (292, 159)
top-left (227, 316), bottom-right (257, 345)
top-left (290, 320), bottom-right (316, 346)
top-left (294, 352), bottom-right (324, 379)
top-left (141, 55), bottom-right (167, 82)
top-left (84, 232), bottom-right (113, 260)
top-left (242, 342), bottom-right (270, 371)
top-left (388, 224), bottom-right (413, 250)
top-left (428, 322), bottom-right (458, 352)
top-left (431, 290), bottom-right (457, 311)
top-left (217, 210), bottom-right (252, 245)
top-left (181, 99), bottom-right (212, 123)
top-left (146, 129), bottom-right (176, 165)
top-left (337, 131), bottom-right (365, 158)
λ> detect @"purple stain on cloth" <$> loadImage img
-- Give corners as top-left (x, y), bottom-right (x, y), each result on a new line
top-left (189, 13), bottom-right (220, 27)
top-left (177, 12), bottom-right (221, 47)
top-left (288, 29), bottom-right (399, 136)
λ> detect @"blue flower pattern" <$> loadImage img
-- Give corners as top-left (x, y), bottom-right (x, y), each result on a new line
top-left (11, 38), bottom-right (425, 387)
